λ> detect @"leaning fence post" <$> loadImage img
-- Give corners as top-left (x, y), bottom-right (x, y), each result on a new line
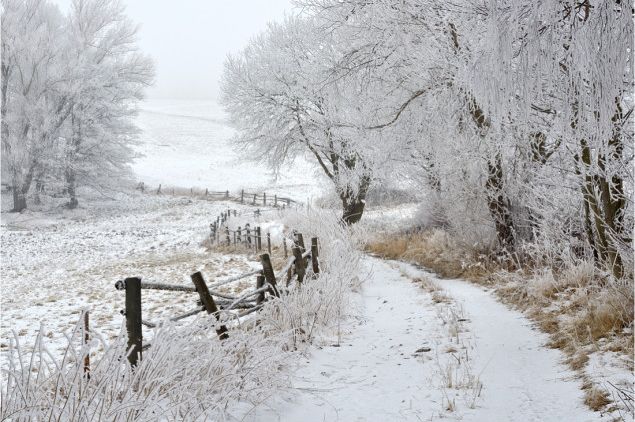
top-left (260, 254), bottom-right (280, 297)
top-left (191, 272), bottom-right (228, 339)
top-left (83, 310), bottom-right (90, 379)
top-left (292, 246), bottom-right (306, 285)
top-left (295, 233), bottom-right (305, 252)
top-left (256, 274), bottom-right (266, 305)
top-left (311, 237), bottom-right (320, 274)
top-left (267, 232), bottom-right (272, 256)
top-left (124, 277), bottom-right (142, 367)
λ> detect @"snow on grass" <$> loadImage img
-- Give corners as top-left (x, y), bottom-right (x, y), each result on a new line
top-left (0, 192), bottom-right (274, 359)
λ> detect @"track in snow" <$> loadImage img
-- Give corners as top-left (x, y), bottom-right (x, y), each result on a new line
top-left (239, 257), bottom-right (601, 422)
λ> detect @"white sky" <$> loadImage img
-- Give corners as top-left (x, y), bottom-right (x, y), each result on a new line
top-left (53, 0), bottom-right (294, 100)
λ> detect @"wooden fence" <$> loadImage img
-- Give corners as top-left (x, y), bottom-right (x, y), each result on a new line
top-left (136, 182), bottom-right (300, 208)
top-left (114, 231), bottom-right (320, 366)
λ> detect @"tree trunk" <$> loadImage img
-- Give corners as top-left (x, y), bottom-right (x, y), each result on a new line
top-left (11, 187), bottom-right (27, 212)
top-left (485, 154), bottom-right (515, 251)
top-left (340, 176), bottom-right (371, 225)
top-left (65, 167), bottom-right (78, 209)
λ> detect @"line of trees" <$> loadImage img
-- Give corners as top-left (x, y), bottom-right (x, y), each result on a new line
top-left (1, 0), bottom-right (153, 212)
top-left (221, 1), bottom-right (633, 279)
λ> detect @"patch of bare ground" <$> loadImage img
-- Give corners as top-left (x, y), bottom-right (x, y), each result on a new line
top-left (367, 229), bottom-right (634, 417)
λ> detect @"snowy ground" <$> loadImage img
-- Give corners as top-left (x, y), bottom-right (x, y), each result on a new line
top-left (0, 193), bottom-right (285, 357)
top-left (240, 257), bottom-right (604, 422)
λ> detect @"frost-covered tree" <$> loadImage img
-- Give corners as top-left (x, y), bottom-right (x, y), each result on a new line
top-left (1, 0), bottom-right (153, 211)
top-left (1, 0), bottom-right (71, 212)
top-left (221, 16), bottom-right (378, 224)
top-left (62, 0), bottom-right (153, 208)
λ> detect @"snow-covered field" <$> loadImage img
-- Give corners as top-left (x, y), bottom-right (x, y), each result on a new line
top-left (133, 99), bottom-right (323, 202)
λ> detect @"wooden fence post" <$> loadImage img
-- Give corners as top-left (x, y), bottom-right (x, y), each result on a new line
top-left (286, 198), bottom-right (290, 207)
top-left (267, 232), bottom-right (271, 256)
top-left (225, 226), bottom-right (230, 246)
top-left (233, 209), bottom-right (236, 217)
top-left (157, 184), bottom-right (161, 195)
top-left (209, 223), bottom-right (215, 245)
top-left (124, 277), bottom-right (142, 367)
top-left (274, 194), bottom-right (277, 207)
top-left (205, 188), bottom-right (208, 196)
top-left (256, 227), bottom-right (262, 251)
top-left (283, 237), bottom-right (288, 258)
top-left (295, 233), bottom-right (305, 252)
top-left (83, 310), bottom-right (90, 379)
top-left (256, 275), bottom-right (265, 305)
top-left (241, 189), bottom-right (244, 204)
top-left (292, 246), bottom-right (306, 285)
top-left (237, 226), bottom-right (241, 243)
top-left (191, 187), bottom-right (193, 195)
top-left (246, 224), bottom-right (251, 247)
top-left (311, 237), bottom-right (320, 274)
top-left (225, 190), bottom-right (229, 199)
top-left (253, 194), bottom-right (256, 205)
top-left (233, 231), bottom-right (237, 245)
top-left (263, 192), bottom-right (266, 206)
top-left (259, 254), bottom-right (280, 297)
top-left (191, 272), bottom-right (228, 339)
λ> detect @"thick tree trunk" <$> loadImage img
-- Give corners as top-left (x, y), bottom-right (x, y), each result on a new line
top-left (11, 188), bottom-right (27, 212)
top-left (340, 176), bottom-right (371, 225)
top-left (65, 167), bottom-right (78, 209)
top-left (485, 154), bottom-right (515, 251)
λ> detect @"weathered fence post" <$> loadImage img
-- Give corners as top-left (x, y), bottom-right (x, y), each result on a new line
top-left (233, 209), bottom-right (236, 217)
top-left (256, 227), bottom-right (262, 251)
top-left (295, 233), bottom-right (306, 252)
top-left (157, 184), bottom-right (161, 195)
top-left (292, 246), bottom-right (306, 285)
top-left (191, 272), bottom-right (228, 339)
top-left (233, 231), bottom-right (237, 245)
top-left (260, 254), bottom-right (280, 297)
top-left (190, 187), bottom-right (193, 195)
top-left (274, 194), bottom-right (277, 207)
top-left (311, 237), bottom-right (320, 274)
top-left (225, 190), bottom-right (229, 199)
top-left (256, 274), bottom-right (266, 305)
top-left (124, 277), bottom-right (142, 367)
top-left (237, 226), bottom-right (241, 243)
top-left (246, 224), bottom-right (252, 247)
top-left (286, 198), bottom-right (290, 207)
top-left (263, 192), bottom-right (266, 206)
top-left (205, 188), bottom-right (208, 196)
top-left (283, 237), bottom-right (288, 258)
top-left (241, 189), bottom-right (244, 204)
top-left (209, 223), bottom-right (215, 245)
top-left (225, 226), bottom-right (230, 246)
top-left (253, 194), bottom-right (256, 205)
top-left (83, 310), bottom-right (90, 379)
top-left (267, 232), bottom-right (272, 256)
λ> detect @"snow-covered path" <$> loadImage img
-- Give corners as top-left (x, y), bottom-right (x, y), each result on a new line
top-left (241, 257), bottom-right (601, 422)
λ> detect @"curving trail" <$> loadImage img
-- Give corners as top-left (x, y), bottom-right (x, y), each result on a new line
top-left (240, 257), bottom-right (601, 422)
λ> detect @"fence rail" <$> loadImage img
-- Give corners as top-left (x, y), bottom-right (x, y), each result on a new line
top-left (114, 231), bottom-right (321, 367)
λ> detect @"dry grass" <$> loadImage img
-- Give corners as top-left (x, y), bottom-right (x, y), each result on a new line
top-left (366, 229), bottom-right (634, 414)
